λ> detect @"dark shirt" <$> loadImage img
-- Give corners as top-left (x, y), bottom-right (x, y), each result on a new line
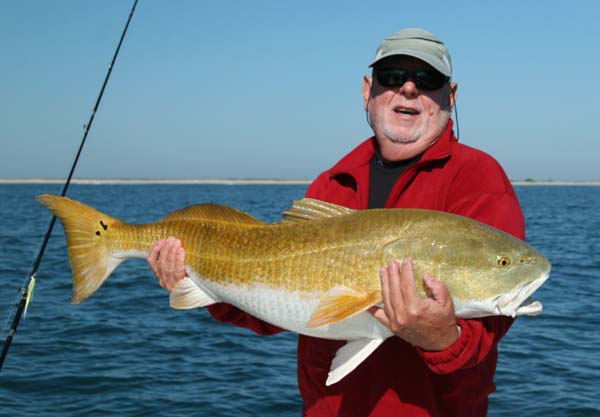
top-left (368, 146), bottom-right (421, 208)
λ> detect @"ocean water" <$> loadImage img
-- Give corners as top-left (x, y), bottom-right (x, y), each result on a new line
top-left (0, 184), bottom-right (598, 417)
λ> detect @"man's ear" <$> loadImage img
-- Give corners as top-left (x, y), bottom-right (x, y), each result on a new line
top-left (362, 75), bottom-right (373, 111)
top-left (449, 82), bottom-right (458, 108)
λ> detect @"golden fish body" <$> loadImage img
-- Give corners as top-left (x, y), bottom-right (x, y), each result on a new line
top-left (37, 195), bottom-right (550, 385)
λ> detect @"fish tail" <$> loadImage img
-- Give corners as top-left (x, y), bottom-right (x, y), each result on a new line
top-left (37, 194), bottom-right (125, 304)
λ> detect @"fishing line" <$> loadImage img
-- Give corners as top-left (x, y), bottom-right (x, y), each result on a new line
top-left (454, 102), bottom-right (460, 140)
top-left (0, 0), bottom-right (139, 371)
top-left (453, 95), bottom-right (460, 140)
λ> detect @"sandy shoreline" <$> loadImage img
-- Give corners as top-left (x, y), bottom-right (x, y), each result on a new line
top-left (0, 178), bottom-right (599, 186)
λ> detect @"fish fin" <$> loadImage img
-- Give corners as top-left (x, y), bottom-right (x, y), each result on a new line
top-left (326, 338), bottom-right (385, 385)
top-left (170, 277), bottom-right (218, 309)
top-left (160, 204), bottom-right (266, 226)
top-left (280, 198), bottom-right (354, 223)
top-left (515, 300), bottom-right (543, 316)
top-left (306, 286), bottom-right (381, 328)
top-left (36, 194), bottom-right (125, 304)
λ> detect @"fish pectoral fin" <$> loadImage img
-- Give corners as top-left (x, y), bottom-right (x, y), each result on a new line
top-left (169, 277), bottom-right (218, 309)
top-left (327, 338), bottom-right (385, 386)
top-left (306, 286), bottom-right (381, 328)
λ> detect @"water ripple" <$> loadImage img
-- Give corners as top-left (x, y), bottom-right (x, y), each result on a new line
top-left (1, 184), bottom-right (598, 416)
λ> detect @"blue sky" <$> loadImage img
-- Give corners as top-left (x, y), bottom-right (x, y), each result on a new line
top-left (1, 0), bottom-right (599, 181)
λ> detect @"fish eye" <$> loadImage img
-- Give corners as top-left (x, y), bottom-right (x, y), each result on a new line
top-left (497, 256), bottom-right (511, 267)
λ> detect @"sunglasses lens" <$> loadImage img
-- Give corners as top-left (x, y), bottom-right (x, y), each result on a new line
top-left (375, 68), bottom-right (447, 91)
top-left (376, 69), bottom-right (407, 88)
top-left (414, 70), bottom-right (447, 90)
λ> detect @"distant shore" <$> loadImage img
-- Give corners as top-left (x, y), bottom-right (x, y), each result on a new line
top-left (0, 178), bottom-right (313, 185)
top-left (0, 178), bottom-right (599, 186)
top-left (511, 180), bottom-right (600, 186)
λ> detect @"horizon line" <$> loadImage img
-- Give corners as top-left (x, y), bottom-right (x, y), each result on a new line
top-left (1, 178), bottom-right (600, 186)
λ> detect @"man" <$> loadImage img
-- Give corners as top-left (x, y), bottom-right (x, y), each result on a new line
top-left (149, 28), bottom-right (525, 417)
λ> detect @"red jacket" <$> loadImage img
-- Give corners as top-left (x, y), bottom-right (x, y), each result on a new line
top-left (208, 121), bottom-right (525, 417)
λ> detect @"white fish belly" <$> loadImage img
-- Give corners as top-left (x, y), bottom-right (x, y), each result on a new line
top-left (188, 272), bottom-right (391, 341)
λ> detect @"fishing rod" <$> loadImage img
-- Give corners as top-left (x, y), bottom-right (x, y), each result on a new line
top-left (0, 0), bottom-right (139, 371)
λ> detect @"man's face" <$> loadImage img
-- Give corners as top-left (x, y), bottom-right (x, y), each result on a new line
top-left (363, 55), bottom-right (457, 160)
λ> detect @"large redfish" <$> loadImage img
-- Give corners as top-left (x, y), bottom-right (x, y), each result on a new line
top-left (37, 194), bottom-right (550, 385)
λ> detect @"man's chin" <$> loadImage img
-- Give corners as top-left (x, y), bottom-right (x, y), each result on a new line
top-left (382, 129), bottom-right (421, 145)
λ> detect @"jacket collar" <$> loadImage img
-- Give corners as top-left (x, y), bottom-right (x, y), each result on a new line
top-left (329, 120), bottom-right (456, 179)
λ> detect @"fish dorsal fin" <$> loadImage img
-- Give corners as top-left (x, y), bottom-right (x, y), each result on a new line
top-left (281, 198), bottom-right (354, 223)
top-left (160, 203), bottom-right (266, 226)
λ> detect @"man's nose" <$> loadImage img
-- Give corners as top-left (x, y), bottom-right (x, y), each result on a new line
top-left (398, 80), bottom-right (419, 97)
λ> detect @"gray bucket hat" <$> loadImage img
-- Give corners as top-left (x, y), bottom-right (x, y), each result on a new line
top-left (370, 28), bottom-right (452, 78)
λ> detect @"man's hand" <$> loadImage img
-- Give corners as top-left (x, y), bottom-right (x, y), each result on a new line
top-left (147, 236), bottom-right (187, 291)
top-left (369, 257), bottom-right (459, 351)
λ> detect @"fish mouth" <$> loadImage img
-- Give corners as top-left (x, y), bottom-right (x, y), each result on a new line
top-left (494, 272), bottom-right (550, 317)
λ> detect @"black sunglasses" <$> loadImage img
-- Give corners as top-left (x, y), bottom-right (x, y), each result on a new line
top-left (374, 68), bottom-right (449, 91)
